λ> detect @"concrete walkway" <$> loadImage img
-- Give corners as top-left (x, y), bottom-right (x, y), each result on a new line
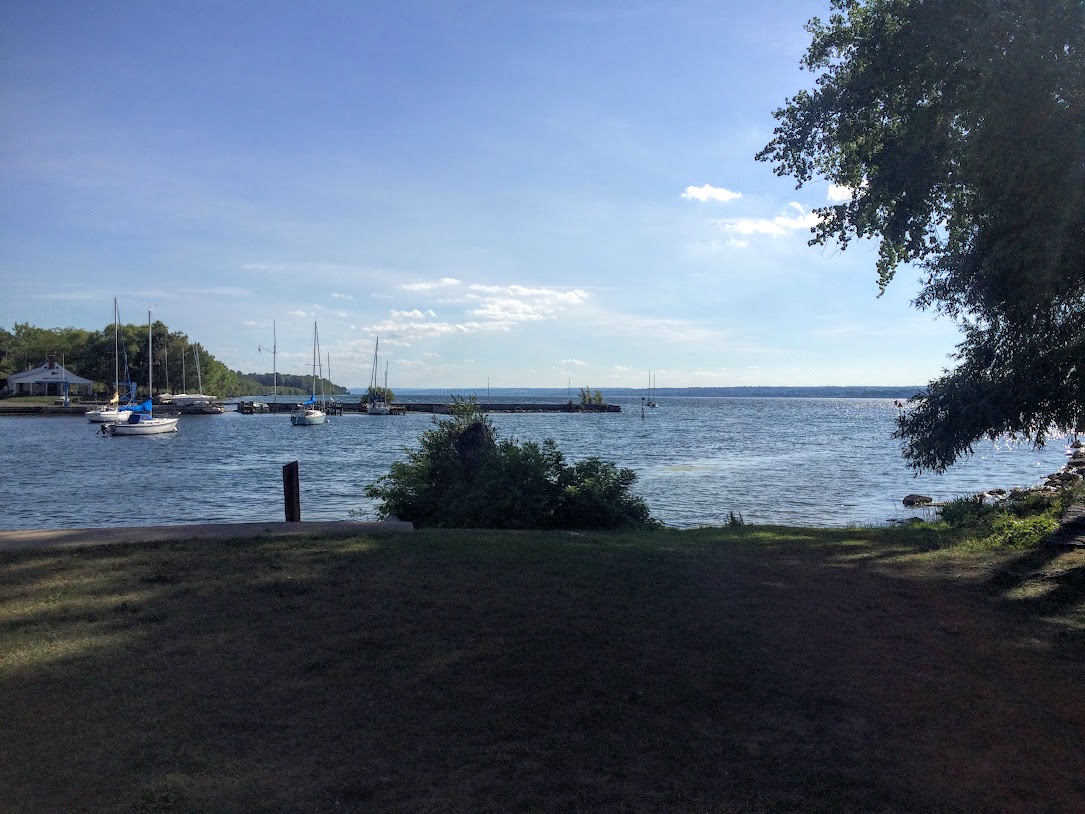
top-left (0, 520), bottom-right (413, 552)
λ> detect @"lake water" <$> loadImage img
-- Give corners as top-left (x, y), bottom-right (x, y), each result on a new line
top-left (0, 397), bottom-right (1075, 530)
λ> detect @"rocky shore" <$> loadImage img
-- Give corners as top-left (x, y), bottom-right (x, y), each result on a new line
top-left (903, 441), bottom-right (1085, 508)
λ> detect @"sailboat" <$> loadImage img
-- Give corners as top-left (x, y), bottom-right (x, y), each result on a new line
top-left (86, 298), bottom-right (137, 423)
top-left (105, 311), bottom-right (180, 436)
top-left (290, 321), bottom-right (327, 426)
top-left (172, 341), bottom-right (216, 408)
top-left (645, 371), bottom-right (658, 408)
top-left (366, 337), bottom-right (391, 415)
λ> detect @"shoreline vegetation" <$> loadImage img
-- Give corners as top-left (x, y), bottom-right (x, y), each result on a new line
top-left (1, 518), bottom-right (1083, 813)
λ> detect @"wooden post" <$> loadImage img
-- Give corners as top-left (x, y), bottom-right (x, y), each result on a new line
top-left (283, 460), bottom-right (300, 522)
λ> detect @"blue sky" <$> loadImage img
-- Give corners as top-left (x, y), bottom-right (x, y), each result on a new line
top-left (1, 1), bottom-right (959, 389)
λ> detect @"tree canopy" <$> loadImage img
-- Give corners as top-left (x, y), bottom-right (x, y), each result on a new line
top-left (757, 0), bottom-right (1085, 471)
top-left (0, 321), bottom-right (348, 399)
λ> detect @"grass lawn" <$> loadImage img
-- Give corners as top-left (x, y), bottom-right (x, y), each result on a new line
top-left (2, 525), bottom-right (1083, 813)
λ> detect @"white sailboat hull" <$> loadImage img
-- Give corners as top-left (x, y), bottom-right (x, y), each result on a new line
top-left (106, 417), bottom-right (179, 435)
top-left (86, 407), bottom-right (129, 423)
top-left (366, 402), bottom-right (391, 415)
top-left (172, 394), bottom-right (214, 407)
top-left (290, 409), bottom-right (326, 426)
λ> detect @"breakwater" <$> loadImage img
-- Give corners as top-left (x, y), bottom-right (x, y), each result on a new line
top-left (236, 401), bottom-right (621, 415)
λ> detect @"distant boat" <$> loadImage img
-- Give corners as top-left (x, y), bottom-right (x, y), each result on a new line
top-left (172, 342), bottom-right (215, 407)
top-left (366, 337), bottom-right (392, 415)
top-left (645, 371), bottom-right (658, 408)
top-left (291, 321), bottom-right (327, 426)
top-left (105, 310), bottom-right (179, 436)
top-left (87, 298), bottom-right (137, 423)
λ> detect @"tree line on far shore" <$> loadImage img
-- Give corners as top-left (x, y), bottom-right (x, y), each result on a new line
top-left (0, 322), bottom-right (348, 399)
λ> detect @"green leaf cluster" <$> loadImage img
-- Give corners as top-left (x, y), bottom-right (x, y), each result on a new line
top-left (758, 0), bottom-right (1085, 471)
top-left (365, 398), bottom-right (656, 530)
top-left (363, 385), bottom-right (395, 403)
top-left (578, 387), bottom-right (605, 405)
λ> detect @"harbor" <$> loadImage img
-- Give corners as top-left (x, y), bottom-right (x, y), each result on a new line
top-left (0, 396), bottom-right (1076, 530)
top-left (0, 399), bottom-right (622, 417)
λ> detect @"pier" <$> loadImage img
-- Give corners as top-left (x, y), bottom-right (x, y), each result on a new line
top-left (236, 401), bottom-right (620, 415)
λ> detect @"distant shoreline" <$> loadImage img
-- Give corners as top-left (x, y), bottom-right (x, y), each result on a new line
top-left (369, 385), bottom-right (927, 400)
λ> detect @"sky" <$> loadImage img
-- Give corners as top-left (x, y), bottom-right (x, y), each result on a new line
top-left (0, 1), bottom-right (961, 390)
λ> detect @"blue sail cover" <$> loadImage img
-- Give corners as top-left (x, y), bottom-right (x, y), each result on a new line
top-left (304, 395), bottom-right (316, 406)
top-left (119, 399), bottom-right (153, 413)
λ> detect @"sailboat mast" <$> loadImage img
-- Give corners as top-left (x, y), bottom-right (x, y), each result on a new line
top-left (311, 321), bottom-right (318, 398)
top-left (113, 298), bottom-right (119, 397)
top-left (147, 310), bottom-right (153, 397)
top-left (273, 319), bottom-right (277, 403)
top-left (193, 344), bottom-right (203, 394)
top-left (372, 337), bottom-right (380, 392)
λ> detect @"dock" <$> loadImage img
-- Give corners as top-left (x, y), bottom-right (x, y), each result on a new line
top-left (235, 403), bottom-right (620, 416)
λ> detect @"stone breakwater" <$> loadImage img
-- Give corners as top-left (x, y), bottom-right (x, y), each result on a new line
top-left (1039, 443), bottom-right (1085, 491)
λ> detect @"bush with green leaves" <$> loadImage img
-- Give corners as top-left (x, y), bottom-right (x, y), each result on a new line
top-left (365, 398), bottom-right (656, 530)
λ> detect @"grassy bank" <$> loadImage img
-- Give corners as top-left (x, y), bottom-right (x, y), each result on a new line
top-left (2, 524), bottom-right (1084, 813)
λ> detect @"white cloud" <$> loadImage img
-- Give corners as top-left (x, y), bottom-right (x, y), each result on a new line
top-left (827, 184), bottom-right (853, 203)
top-left (241, 263), bottom-right (289, 271)
top-left (681, 184), bottom-right (742, 203)
top-left (287, 310), bottom-right (308, 317)
top-left (401, 277), bottom-right (461, 292)
top-left (723, 202), bottom-right (821, 238)
top-left (466, 285), bottom-right (589, 327)
top-left (331, 292), bottom-right (352, 300)
top-left (366, 282), bottom-right (590, 340)
top-left (559, 358), bottom-right (587, 366)
top-left (180, 286), bottom-right (252, 297)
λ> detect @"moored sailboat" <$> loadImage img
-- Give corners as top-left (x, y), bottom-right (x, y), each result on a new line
top-left (366, 337), bottom-right (391, 415)
top-left (291, 321), bottom-right (327, 426)
top-left (86, 298), bottom-right (138, 423)
top-left (105, 310), bottom-right (179, 436)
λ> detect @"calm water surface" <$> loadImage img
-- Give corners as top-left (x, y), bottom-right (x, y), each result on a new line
top-left (0, 397), bottom-right (1074, 530)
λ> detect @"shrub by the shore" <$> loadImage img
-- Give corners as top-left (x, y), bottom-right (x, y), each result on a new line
top-left (365, 397), bottom-right (656, 530)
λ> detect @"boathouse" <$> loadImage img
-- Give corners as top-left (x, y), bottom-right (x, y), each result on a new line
top-left (2, 355), bottom-right (95, 397)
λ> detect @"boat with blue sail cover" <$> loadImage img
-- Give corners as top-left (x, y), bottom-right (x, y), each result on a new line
top-left (291, 321), bottom-right (326, 426)
top-left (105, 311), bottom-right (179, 436)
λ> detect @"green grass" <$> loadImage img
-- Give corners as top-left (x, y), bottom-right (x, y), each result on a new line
top-left (2, 524), bottom-right (1084, 813)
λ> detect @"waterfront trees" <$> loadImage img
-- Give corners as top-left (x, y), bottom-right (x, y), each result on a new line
top-left (756, 0), bottom-right (1085, 471)
top-left (0, 321), bottom-right (346, 398)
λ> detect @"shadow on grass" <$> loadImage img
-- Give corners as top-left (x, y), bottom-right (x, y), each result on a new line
top-left (2, 528), bottom-right (1084, 813)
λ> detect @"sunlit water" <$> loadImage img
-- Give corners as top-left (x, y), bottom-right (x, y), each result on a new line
top-left (0, 397), bottom-right (1074, 530)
